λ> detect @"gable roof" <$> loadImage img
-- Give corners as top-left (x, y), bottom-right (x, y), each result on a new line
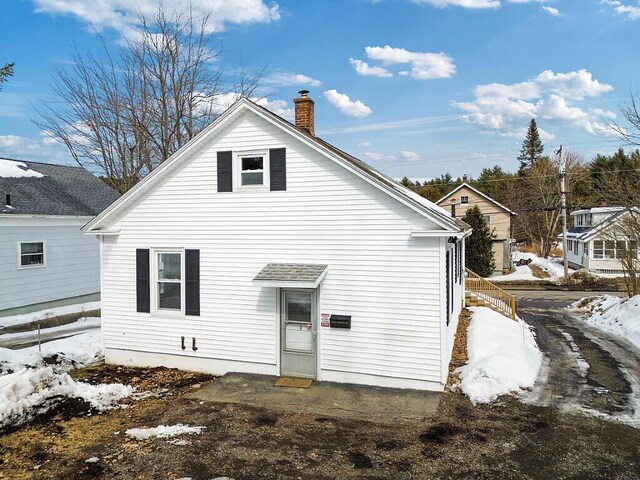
top-left (566, 207), bottom-right (640, 241)
top-left (437, 182), bottom-right (517, 216)
top-left (0, 158), bottom-right (120, 216)
top-left (83, 97), bottom-right (470, 234)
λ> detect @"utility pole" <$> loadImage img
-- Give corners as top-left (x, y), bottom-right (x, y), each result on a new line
top-left (557, 145), bottom-right (569, 278)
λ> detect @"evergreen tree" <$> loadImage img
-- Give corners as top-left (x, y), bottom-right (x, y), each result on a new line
top-left (517, 119), bottom-right (544, 172)
top-left (463, 205), bottom-right (495, 277)
top-left (0, 62), bottom-right (14, 91)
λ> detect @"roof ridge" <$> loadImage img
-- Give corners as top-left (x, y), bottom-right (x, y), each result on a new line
top-left (0, 157), bottom-right (84, 170)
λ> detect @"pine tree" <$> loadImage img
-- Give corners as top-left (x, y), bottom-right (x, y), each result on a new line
top-left (463, 205), bottom-right (495, 277)
top-left (0, 62), bottom-right (14, 92)
top-left (517, 119), bottom-right (544, 172)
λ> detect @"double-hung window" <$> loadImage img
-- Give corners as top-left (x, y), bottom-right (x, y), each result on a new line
top-left (157, 251), bottom-right (182, 311)
top-left (19, 241), bottom-right (45, 267)
top-left (236, 152), bottom-right (269, 188)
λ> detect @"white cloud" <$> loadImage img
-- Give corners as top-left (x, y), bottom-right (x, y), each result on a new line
top-left (364, 151), bottom-right (385, 161)
top-left (542, 6), bottom-right (560, 15)
top-left (266, 73), bottom-right (322, 87)
top-left (32, 0), bottom-right (281, 37)
top-left (411, 0), bottom-right (500, 8)
top-left (364, 46), bottom-right (456, 79)
top-left (601, 1), bottom-right (640, 20)
top-left (359, 141), bottom-right (371, 147)
top-left (453, 69), bottom-right (616, 138)
top-left (400, 150), bottom-right (421, 161)
top-left (0, 135), bottom-right (24, 148)
top-left (349, 58), bottom-right (393, 78)
top-left (203, 92), bottom-right (294, 120)
top-left (323, 90), bottom-right (373, 118)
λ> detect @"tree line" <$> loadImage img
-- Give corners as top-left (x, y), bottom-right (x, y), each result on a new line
top-left (402, 119), bottom-right (640, 259)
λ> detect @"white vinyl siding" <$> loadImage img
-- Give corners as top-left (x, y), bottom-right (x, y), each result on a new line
top-left (101, 111), bottom-right (451, 387)
top-left (0, 218), bottom-right (100, 311)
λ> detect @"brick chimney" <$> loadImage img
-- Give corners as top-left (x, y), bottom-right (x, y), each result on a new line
top-left (294, 90), bottom-right (314, 136)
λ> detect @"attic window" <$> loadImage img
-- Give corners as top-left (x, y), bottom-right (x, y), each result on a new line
top-left (19, 241), bottom-right (45, 267)
top-left (461, 196), bottom-right (469, 204)
top-left (236, 152), bottom-right (269, 189)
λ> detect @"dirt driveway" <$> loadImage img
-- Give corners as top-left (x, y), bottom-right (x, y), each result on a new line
top-left (2, 292), bottom-right (640, 479)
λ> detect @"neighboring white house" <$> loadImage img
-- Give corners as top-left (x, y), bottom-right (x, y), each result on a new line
top-left (565, 207), bottom-right (638, 274)
top-left (83, 91), bottom-right (471, 391)
top-left (0, 158), bottom-right (120, 316)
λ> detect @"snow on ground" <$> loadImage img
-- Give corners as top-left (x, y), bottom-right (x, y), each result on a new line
top-left (569, 295), bottom-right (640, 351)
top-left (491, 251), bottom-right (573, 282)
top-left (457, 307), bottom-right (543, 404)
top-left (0, 301), bottom-right (101, 329)
top-left (0, 159), bottom-right (44, 178)
top-left (0, 329), bottom-right (133, 430)
top-left (0, 317), bottom-right (101, 348)
top-left (125, 424), bottom-right (205, 441)
top-left (490, 264), bottom-right (539, 282)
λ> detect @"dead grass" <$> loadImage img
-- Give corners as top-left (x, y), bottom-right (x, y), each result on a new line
top-left (447, 308), bottom-right (471, 387)
top-left (529, 264), bottom-right (550, 279)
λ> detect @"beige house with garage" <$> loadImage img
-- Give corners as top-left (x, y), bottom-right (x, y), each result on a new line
top-left (437, 183), bottom-right (516, 275)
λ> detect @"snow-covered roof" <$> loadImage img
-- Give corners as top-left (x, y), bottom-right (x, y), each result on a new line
top-left (0, 157), bottom-right (120, 216)
top-left (570, 207), bottom-right (625, 216)
top-left (0, 159), bottom-right (44, 179)
top-left (564, 207), bottom-right (640, 241)
top-left (84, 97), bottom-right (471, 235)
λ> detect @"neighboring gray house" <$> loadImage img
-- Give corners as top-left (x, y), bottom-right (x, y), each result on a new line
top-left (83, 92), bottom-right (471, 391)
top-left (0, 158), bottom-right (120, 316)
top-left (565, 206), bottom-right (639, 274)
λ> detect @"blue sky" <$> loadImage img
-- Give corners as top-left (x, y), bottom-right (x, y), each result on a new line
top-left (1, 0), bottom-right (639, 180)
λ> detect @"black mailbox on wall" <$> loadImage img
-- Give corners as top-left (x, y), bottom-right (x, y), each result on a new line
top-left (329, 315), bottom-right (351, 329)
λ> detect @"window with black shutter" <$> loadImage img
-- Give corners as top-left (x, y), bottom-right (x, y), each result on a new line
top-left (136, 249), bottom-right (150, 313)
top-left (269, 147), bottom-right (286, 191)
top-left (217, 151), bottom-right (233, 192)
top-left (185, 249), bottom-right (200, 316)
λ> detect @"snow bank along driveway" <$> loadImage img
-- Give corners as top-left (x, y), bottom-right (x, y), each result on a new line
top-left (570, 295), bottom-right (640, 351)
top-left (0, 328), bottom-right (133, 431)
top-left (457, 307), bottom-right (543, 404)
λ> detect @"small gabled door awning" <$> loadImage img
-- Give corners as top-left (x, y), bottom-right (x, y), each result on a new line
top-left (253, 263), bottom-right (328, 288)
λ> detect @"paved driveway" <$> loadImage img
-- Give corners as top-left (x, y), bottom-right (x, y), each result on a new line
top-left (514, 290), bottom-right (640, 426)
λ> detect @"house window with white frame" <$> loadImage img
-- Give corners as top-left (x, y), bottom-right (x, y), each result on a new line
top-left (19, 241), bottom-right (45, 267)
top-left (236, 152), bottom-right (269, 188)
top-left (483, 214), bottom-right (491, 226)
top-left (461, 196), bottom-right (469, 204)
top-left (156, 251), bottom-right (182, 311)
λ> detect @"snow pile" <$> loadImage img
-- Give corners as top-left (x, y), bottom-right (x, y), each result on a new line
top-left (0, 330), bottom-right (133, 430)
top-left (0, 159), bottom-right (44, 178)
top-left (457, 307), bottom-right (543, 404)
top-left (125, 424), bottom-right (205, 440)
top-left (0, 317), bottom-right (101, 349)
top-left (0, 301), bottom-right (100, 329)
top-left (490, 264), bottom-right (538, 282)
top-left (569, 295), bottom-right (640, 351)
top-left (516, 252), bottom-right (568, 279)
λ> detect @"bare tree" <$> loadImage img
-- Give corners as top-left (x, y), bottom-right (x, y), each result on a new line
top-left (608, 89), bottom-right (640, 147)
top-left (513, 152), bottom-right (589, 258)
top-left (35, 6), bottom-right (260, 193)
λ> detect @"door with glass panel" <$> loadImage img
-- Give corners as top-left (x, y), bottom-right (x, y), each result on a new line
top-left (280, 289), bottom-right (316, 378)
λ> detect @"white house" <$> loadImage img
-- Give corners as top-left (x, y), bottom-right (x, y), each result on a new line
top-left (83, 92), bottom-right (471, 391)
top-left (0, 158), bottom-right (120, 316)
top-left (566, 207), bottom-right (638, 274)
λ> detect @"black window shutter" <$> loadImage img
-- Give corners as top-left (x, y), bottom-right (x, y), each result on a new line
top-left (446, 251), bottom-right (450, 326)
top-left (136, 249), bottom-right (150, 313)
top-left (217, 151), bottom-right (233, 192)
top-left (269, 147), bottom-right (286, 191)
top-left (185, 249), bottom-right (200, 316)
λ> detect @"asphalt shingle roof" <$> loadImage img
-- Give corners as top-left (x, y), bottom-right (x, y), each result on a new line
top-left (0, 158), bottom-right (120, 216)
top-left (254, 263), bottom-right (328, 283)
